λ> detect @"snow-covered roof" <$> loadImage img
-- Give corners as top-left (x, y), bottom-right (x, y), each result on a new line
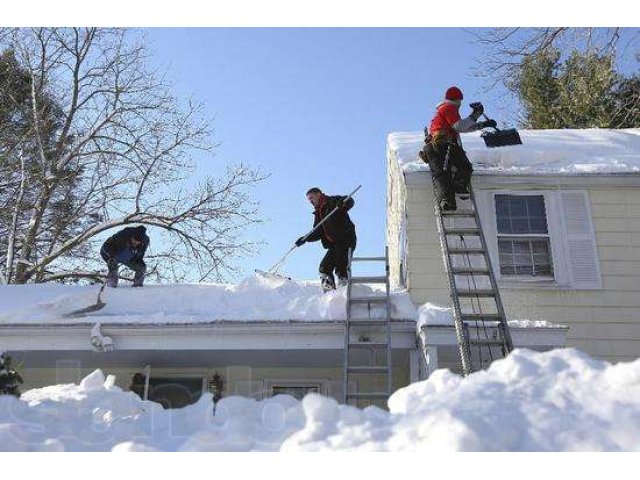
top-left (4, 347), bottom-right (640, 451)
top-left (0, 275), bottom-right (417, 325)
top-left (388, 128), bottom-right (640, 175)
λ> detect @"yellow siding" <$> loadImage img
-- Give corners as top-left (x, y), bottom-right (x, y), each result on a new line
top-left (386, 165), bottom-right (640, 363)
top-left (19, 362), bottom-right (411, 402)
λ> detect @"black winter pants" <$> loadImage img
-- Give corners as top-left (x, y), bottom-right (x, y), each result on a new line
top-left (319, 243), bottom-right (355, 284)
top-left (425, 141), bottom-right (473, 203)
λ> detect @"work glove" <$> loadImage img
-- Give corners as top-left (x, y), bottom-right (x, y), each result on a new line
top-left (295, 236), bottom-right (307, 247)
top-left (476, 119), bottom-right (497, 130)
top-left (470, 102), bottom-right (484, 121)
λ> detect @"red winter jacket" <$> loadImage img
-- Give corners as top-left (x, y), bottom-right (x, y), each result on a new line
top-left (429, 100), bottom-right (461, 140)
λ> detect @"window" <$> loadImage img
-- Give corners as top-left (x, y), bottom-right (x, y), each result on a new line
top-left (147, 376), bottom-right (205, 409)
top-left (272, 385), bottom-right (319, 400)
top-left (495, 194), bottom-right (553, 277)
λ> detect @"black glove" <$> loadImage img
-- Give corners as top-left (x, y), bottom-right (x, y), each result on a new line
top-left (477, 119), bottom-right (497, 130)
top-left (470, 102), bottom-right (484, 121)
top-left (336, 197), bottom-right (347, 209)
top-left (295, 236), bottom-right (307, 247)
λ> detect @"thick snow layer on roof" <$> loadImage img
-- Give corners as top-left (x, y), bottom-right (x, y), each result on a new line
top-left (0, 275), bottom-right (417, 325)
top-left (416, 303), bottom-right (565, 329)
top-left (388, 128), bottom-right (640, 175)
top-left (1, 348), bottom-right (639, 451)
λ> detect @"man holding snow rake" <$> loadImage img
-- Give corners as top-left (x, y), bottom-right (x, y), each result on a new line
top-left (295, 187), bottom-right (357, 292)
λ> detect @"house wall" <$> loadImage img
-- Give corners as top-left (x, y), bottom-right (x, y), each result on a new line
top-left (16, 351), bottom-right (412, 405)
top-left (387, 163), bottom-right (640, 363)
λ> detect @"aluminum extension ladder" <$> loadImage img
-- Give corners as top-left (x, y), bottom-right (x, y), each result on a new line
top-left (343, 247), bottom-right (392, 407)
top-left (432, 182), bottom-right (514, 376)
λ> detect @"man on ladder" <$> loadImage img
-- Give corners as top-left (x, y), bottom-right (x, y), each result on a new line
top-left (295, 187), bottom-right (357, 292)
top-left (419, 86), bottom-right (496, 211)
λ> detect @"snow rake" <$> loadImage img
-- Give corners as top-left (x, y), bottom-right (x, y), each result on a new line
top-left (255, 184), bottom-right (362, 281)
top-left (64, 281), bottom-right (107, 317)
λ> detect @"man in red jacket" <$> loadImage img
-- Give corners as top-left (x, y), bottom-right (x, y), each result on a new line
top-left (420, 86), bottom-right (496, 211)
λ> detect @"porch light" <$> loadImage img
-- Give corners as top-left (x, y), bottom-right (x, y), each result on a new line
top-left (209, 372), bottom-right (224, 404)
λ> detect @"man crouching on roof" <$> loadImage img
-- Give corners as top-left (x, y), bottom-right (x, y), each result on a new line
top-left (294, 187), bottom-right (357, 293)
top-left (100, 226), bottom-right (149, 288)
top-left (419, 86), bottom-right (496, 211)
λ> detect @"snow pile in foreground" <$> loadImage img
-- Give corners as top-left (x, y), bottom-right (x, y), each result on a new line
top-left (1, 348), bottom-right (639, 451)
top-left (0, 275), bottom-right (417, 324)
top-left (416, 302), bottom-right (565, 329)
top-left (388, 128), bottom-right (640, 175)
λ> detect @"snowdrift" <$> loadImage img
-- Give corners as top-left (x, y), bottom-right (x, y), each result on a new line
top-left (389, 128), bottom-right (640, 175)
top-left (1, 348), bottom-right (639, 451)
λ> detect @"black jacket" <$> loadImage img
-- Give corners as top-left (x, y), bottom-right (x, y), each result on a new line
top-left (101, 226), bottom-right (149, 262)
top-left (306, 194), bottom-right (356, 249)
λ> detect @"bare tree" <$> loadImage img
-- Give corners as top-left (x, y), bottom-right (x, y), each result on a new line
top-left (472, 28), bottom-right (636, 87)
top-left (0, 28), bottom-right (265, 284)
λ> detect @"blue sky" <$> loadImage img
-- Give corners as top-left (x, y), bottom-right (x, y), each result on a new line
top-left (143, 28), bottom-right (633, 282)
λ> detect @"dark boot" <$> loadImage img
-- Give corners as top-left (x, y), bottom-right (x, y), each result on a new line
top-left (440, 198), bottom-right (457, 211)
top-left (320, 273), bottom-right (336, 293)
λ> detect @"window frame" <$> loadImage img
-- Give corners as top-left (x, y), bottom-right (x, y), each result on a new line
top-left (494, 193), bottom-right (554, 279)
top-left (477, 189), bottom-right (569, 288)
top-left (262, 379), bottom-right (327, 400)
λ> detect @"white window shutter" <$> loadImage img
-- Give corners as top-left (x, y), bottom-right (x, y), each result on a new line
top-left (561, 191), bottom-right (602, 289)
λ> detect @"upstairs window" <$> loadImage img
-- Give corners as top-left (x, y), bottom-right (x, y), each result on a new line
top-left (495, 194), bottom-right (553, 277)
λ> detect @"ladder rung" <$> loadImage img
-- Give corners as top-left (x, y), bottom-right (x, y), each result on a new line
top-left (451, 267), bottom-right (490, 275)
top-left (448, 248), bottom-right (486, 255)
top-left (461, 313), bottom-right (503, 321)
top-left (440, 210), bottom-right (475, 217)
top-left (351, 256), bottom-right (387, 262)
top-left (444, 228), bottom-right (481, 235)
top-left (347, 366), bottom-right (389, 374)
top-left (350, 276), bottom-right (387, 284)
top-left (346, 392), bottom-right (388, 400)
top-left (349, 296), bottom-right (387, 304)
top-left (456, 289), bottom-right (496, 297)
top-left (469, 338), bottom-right (505, 347)
top-left (348, 319), bottom-right (389, 326)
top-left (348, 342), bottom-right (389, 349)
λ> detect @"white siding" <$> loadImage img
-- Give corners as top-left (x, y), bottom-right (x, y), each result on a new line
top-left (389, 174), bottom-right (640, 363)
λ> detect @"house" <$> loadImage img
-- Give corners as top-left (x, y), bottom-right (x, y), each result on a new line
top-left (387, 127), bottom-right (640, 367)
top-left (0, 271), bottom-right (564, 408)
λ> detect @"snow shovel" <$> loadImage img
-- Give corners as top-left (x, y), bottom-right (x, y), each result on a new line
top-left (63, 281), bottom-right (107, 318)
top-left (256, 184), bottom-right (362, 281)
top-left (471, 104), bottom-right (522, 148)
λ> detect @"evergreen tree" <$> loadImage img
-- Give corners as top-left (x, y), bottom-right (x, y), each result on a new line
top-left (513, 48), bottom-right (639, 129)
top-left (0, 352), bottom-right (23, 397)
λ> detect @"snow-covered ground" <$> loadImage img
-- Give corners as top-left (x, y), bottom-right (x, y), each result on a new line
top-left (0, 274), bottom-right (417, 324)
top-left (1, 347), bottom-right (638, 451)
top-left (389, 128), bottom-right (640, 175)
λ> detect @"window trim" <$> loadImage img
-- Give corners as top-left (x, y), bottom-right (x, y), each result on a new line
top-left (478, 190), bottom-right (569, 288)
top-left (262, 378), bottom-right (327, 400)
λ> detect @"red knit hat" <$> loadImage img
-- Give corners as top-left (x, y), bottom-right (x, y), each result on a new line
top-left (445, 86), bottom-right (463, 101)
